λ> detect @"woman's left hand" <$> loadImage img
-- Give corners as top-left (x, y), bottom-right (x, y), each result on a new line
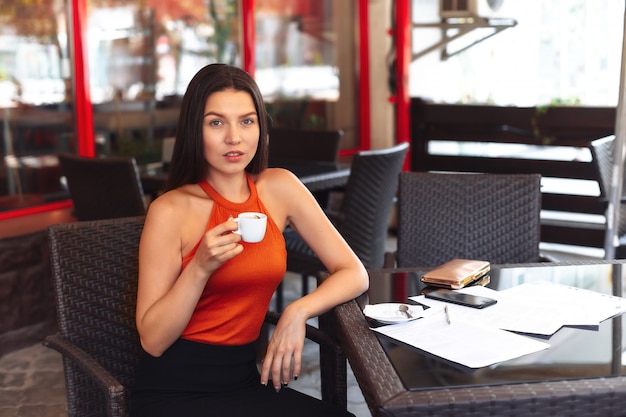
top-left (260, 306), bottom-right (308, 391)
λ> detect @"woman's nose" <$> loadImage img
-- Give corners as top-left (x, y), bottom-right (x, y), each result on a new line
top-left (225, 126), bottom-right (241, 144)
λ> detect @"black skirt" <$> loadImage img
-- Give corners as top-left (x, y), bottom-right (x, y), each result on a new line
top-left (131, 338), bottom-right (355, 417)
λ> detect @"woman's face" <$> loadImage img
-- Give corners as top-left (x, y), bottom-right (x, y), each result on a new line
top-left (202, 88), bottom-right (260, 177)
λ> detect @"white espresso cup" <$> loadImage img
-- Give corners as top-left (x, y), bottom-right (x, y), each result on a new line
top-left (233, 212), bottom-right (267, 243)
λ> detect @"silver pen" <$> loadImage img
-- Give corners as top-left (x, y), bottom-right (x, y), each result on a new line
top-left (444, 305), bottom-right (451, 325)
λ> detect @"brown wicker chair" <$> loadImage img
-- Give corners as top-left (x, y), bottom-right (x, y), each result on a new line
top-left (58, 153), bottom-right (147, 221)
top-left (589, 135), bottom-right (626, 258)
top-left (43, 216), bottom-right (347, 417)
top-left (279, 143), bottom-right (409, 311)
top-left (385, 172), bottom-right (544, 268)
top-left (268, 128), bottom-right (343, 166)
top-left (269, 127), bottom-right (344, 210)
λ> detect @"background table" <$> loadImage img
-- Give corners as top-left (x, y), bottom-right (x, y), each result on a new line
top-left (141, 160), bottom-right (350, 198)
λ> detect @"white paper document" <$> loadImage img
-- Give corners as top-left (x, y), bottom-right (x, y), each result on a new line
top-left (371, 307), bottom-right (550, 368)
top-left (411, 282), bottom-right (626, 336)
top-left (500, 281), bottom-right (626, 327)
top-left (370, 281), bottom-right (626, 369)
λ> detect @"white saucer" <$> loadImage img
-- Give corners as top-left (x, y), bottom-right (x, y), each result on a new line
top-left (363, 303), bottom-right (424, 324)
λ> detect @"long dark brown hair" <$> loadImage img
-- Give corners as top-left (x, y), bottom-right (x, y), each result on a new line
top-left (165, 64), bottom-right (269, 191)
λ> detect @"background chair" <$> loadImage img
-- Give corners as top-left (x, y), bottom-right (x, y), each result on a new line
top-left (269, 127), bottom-right (344, 209)
top-left (58, 153), bottom-right (147, 221)
top-left (589, 135), bottom-right (626, 258)
top-left (268, 128), bottom-right (343, 165)
top-left (387, 172), bottom-right (543, 268)
top-left (44, 216), bottom-right (347, 417)
top-left (279, 142), bottom-right (409, 311)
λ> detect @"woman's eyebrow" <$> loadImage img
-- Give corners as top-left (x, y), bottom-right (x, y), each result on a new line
top-left (203, 110), bottom-right (222, 118)
top-left (203, 111), bottom-right (257, 118)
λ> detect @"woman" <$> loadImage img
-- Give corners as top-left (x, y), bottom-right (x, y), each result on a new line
top-left (131, 63), bottom-right (368, 416)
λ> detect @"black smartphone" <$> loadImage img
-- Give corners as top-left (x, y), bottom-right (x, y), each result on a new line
top-left (424, 289), bottom-right (497, 309)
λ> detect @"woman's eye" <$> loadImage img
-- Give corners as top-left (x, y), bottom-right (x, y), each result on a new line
top-left (209, 119), bottom-right (222, 126)
top-left (242, 118), bottom-right (254, 125)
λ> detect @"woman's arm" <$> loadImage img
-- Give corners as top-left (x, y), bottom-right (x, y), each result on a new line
top-left (135, 191), bottom-right (243, 357)
top-left (257, 169), bottom-right (369, 388)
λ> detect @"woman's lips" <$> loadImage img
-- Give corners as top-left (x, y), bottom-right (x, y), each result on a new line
top-left (224, 151), bottom-right (244, 162)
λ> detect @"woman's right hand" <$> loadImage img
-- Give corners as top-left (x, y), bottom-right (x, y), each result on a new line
top-left (191, 217), bottom-right (244, 275)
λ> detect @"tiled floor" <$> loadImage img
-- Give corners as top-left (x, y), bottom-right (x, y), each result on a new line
top-left (0, 343), bottom-right (67, 417)
top-left (0, 271), bottom-right (372, 417)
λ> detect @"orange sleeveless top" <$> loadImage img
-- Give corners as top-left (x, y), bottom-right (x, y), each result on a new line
top-left (180, 175), bottom-right (286, 345)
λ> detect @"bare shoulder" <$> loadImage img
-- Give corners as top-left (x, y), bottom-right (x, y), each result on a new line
top-left (255, 167), bottom-right (304, 194)
top-left (254, 168), bottom-right (320, 230)
top-left (148, 184), bottom-right (205, 218)
top-left (256, 167), bottom-right (296, 180)
top-left (144, 184), bottom-right (212, 249)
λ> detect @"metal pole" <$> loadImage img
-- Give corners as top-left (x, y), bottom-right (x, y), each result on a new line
top-left (611, 263), bottom-right (622, 375)
top-left (396, 0), bottom-right (411, 171)
top-left (70, 0), bottom-right (95, 156)
top-left (605, 4), bottom-right (626, 260)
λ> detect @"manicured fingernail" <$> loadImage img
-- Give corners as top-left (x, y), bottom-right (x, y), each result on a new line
top-left (294, 375), bottom-right (298, 380)
top-left (274, 386), bottom-right (281, 392)
top-left (282, 381), bottom-right (288, 387)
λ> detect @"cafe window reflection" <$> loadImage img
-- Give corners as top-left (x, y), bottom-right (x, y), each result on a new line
top-left (88, 0), bottom-right (241, 164)
top-left (0, 0), bottom-right (355, 215)
top-left (255, 0), bottom-right (340, 129)
top-left (0, 0), bottom-right (242, 214)
top-left (89, 0), bottom-right (240, 104)
top-left (0, 0), bottom-right (71, 212)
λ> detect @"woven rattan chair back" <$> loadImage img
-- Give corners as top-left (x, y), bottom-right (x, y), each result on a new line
top-left (282, 143), bottom-right (408, 309)
top-left (46, 216), bottom-right (145, 417)
top-left (396, 172), bottom-right (542, 267)
top-left (338, 142), bottom-right (409, 268)
top-left (589, 135), bottom-right (615, 200)
top-left (589, 135), bottom-right (626, 238)
top-left (268, 128), bottom-right (344, 210)
top-left (58, 153), bottom-right (147, 221)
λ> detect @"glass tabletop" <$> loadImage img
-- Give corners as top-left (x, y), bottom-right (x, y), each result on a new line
top-left (366, 262), bottom-right (626, 391)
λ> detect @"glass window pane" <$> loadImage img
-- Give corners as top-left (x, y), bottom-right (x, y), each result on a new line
top-left (255, 0), bottom-right (359, 150)
top-left (89, 0), bottom-right (240, 164)
top-left (255, 0), bottom-right (339, 101)
top-left (0, 0), bottom-right (71, 212)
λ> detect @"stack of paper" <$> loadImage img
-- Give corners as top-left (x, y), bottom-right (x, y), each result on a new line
top-left (372, 306), bottom-right (550, 368)
top-left (369, 281), bottom-right (626, 369)
top-left (414, 282), bottom-right (626, 336)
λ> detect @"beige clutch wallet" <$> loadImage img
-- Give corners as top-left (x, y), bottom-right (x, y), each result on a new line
top-left (420, 259), bottom-right (491, 289)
